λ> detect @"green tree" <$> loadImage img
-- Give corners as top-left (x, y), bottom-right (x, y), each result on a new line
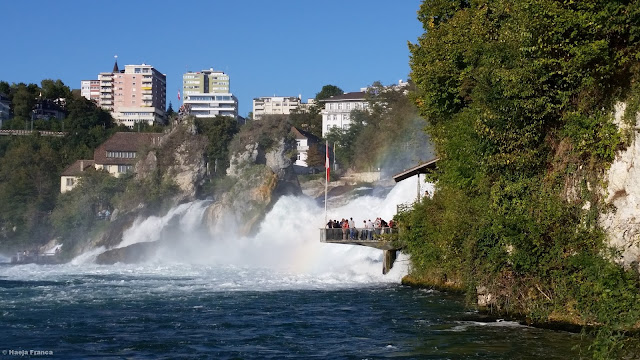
top-left (314, 84), bottom-right (344, 102)
top-left (40, 79), bottom-right (70, 100)
top-left (408, 0), bottom-right (640, 357)
top-left (305, 143), bottom-right (325, 168)
top-left (195, 116), bottom-right (239, 177)
top-left (11, 83), bottom-right (38, 120)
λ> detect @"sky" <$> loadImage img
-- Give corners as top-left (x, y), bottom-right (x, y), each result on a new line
top-left (0, 1), bottom-right (424, 117)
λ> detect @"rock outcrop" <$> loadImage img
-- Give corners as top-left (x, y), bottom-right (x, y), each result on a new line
top-left (205, 138), bottom-right (300, 236)
top-left (601, 103), bottom-right (640, 268)
top-left (136, 122), bottom-right (208, 203)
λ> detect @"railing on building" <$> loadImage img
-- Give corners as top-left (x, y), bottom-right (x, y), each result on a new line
top-left (0, 130), bottom-right (67, 137)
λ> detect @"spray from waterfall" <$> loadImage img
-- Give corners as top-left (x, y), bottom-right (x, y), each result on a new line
top-left (73, 180), bottom-right (427, 282)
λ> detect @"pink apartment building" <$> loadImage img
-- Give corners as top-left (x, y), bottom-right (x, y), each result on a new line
top-left (84, 60), bottom-right (167, 128)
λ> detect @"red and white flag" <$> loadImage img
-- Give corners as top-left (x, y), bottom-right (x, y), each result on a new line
top-left (325, 141), bottom-right (330, 181)
top-left (177, 90), bottom-right (181, 101)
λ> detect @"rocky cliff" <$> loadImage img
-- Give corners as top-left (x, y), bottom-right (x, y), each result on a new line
top-left (601, 103), bottom-right (640, 268)
top-left (205, 137), bottom-right (301, 236)
top-left (96, 119), bottom-right (301, 263)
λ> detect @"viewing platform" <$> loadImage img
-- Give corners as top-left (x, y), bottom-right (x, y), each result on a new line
top-left (320, 228), bottom-right (400, 274)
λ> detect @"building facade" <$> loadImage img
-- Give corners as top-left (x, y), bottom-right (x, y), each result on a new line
top-left (60, 132), bottom-right (163, 193)
top-left (182, 69), bottom-right (238, 119)
top-left (80, 80), bottom-right (100, 103)
top-left (320, 92), bottom-right (368, 137)
top-left (85, 61), bottom-right (167, 128)
top-left (252, 96), bottom-right (312, 120)
top-left (291, 126), bottom-right (323, 173)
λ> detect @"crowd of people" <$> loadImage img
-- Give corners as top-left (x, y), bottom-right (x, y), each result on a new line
top-left (325, 217), bottom-right (396, 240)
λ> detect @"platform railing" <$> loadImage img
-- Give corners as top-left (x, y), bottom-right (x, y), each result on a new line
top-left (320, 227), bottom-right (398, 242)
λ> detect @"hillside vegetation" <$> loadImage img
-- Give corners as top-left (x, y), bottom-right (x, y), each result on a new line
top-left (404, 0), bottom-right (640, 357)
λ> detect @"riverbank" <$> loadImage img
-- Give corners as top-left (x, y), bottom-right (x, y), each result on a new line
top-left (401, 274), bottom-right (602, 334)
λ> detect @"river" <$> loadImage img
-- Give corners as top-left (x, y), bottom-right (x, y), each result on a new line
top-left (0, 181), bottom-right (586, 358)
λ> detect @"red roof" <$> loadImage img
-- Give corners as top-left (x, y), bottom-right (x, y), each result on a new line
top-left (61, 160), bottom-right (95, 176)
top-left (94, 132), bottom-right (163, 166)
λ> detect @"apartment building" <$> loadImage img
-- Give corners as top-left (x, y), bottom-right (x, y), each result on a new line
top-left (182, 68), bottom-right (238, 119)
top-left (84, 60), bottom-right (167, 128)
top-left (252, 96), bottom-right (310, 120)
top-left (80, 80), bottom-right (100, 103)
top-left (320, 92), bottom-right (368, 137)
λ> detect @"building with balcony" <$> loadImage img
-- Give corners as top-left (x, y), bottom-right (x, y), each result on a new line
top-left (60, 132), bottom-right (163, 193)
top-left (252, 96), bottom-right (313, 120)
top-left (84, 60), bottom-right (167, 128)
top-left (291, 126), bottom-right (324, 173)
top-left (80, 80), bottom-right (100, 103)
top-left (320, 91), bottom-right (368, 137)
top-left (182, 69), bottom-right (238, 119)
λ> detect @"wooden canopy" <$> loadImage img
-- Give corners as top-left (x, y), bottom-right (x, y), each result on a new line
top-left (392, 158), bottom-right (439, 183)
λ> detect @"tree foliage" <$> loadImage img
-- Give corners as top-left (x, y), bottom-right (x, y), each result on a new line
top-left (406, 0), bottom-right (640, 356)
top-left (327, 81), bottom-right (433, 173)
top-left (194, 116), bottom-right (239, 177)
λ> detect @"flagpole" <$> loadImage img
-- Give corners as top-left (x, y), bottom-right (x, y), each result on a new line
top-left (325, 141), bottom-right (329, 225)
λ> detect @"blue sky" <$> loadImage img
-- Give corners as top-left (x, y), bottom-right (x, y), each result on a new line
top-left (1, 1), bottom-right (424, 117)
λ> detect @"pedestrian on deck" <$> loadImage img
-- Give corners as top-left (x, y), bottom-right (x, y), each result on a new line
top-left (342, 219), bottom-right (349, 240)
top-left (349, 217), bottom-right (356, 239)
top-left (361, 220), bottom-right (368, 240)
top-left (367, 219), bottom-right (374, 239)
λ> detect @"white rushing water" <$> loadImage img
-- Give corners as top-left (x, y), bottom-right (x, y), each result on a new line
top-left (0, 180), bottom-right (427, 291)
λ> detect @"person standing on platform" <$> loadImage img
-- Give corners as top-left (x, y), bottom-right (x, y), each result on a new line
top-left (367, 219), bottom-right (374, 239)
top-left (349, 217), bottom-right (356, 239)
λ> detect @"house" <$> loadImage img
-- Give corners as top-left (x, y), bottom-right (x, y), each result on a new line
top-left (93, 132), bottom-right (163, 176)
top-left (291, 126), bottom-right (324, 174)
top-left (59, 132), bottom-right (163, 193)
top-left (31, 99), bottom-right (66, 121)
top-left (60, 160), bottom-right (95, 193)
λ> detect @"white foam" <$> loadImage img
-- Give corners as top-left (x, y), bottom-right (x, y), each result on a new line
top-left (16, 180), bottom-right (426, 291)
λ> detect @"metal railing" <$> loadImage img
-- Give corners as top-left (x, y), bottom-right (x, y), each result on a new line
top-left (320, 227), bottom-right (398, 242)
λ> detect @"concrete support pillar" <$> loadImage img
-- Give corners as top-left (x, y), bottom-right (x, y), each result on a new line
top-left (382, 249), bottom-right (397, 275)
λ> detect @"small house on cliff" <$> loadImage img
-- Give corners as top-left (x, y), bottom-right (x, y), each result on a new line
top-left (60, 132), bottom-right (163, 193)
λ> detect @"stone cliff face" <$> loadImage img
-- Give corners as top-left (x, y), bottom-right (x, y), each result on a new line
top-left (136, 122), bottom-right (208, 203)
top-left (205, 138), bottom-right (301, 236)
top-left (601, 103), bottom-right (640, 268)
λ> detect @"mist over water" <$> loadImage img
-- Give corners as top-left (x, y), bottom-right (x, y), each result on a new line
top-left (0, 180), bottom-right (585, 358)
top-left (123, 179), bottom-right (423, 285)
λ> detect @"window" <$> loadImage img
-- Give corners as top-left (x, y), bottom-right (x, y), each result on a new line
top-left (135, 68), bottom-right (141, 73)
top-left (297, 153), bottom-right (301, 161)
top-left (296, 140), bottom-right (301, 147)
top-left (66, 178), bottom-right (74, 186)
top-left (338, 103), bottom-right (342, 110)
top-left (118, 165), bottom-right (133, 173)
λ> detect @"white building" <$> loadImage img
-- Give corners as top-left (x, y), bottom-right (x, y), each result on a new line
top-left (291, 126), bottom-right (323, 173)
top-left (253, 96), bottom-right (313, 120)
top-left (80, 80), bottom-right (100, 103)
top-left (182, 69), bottom-right (238, 119)
top-left (184, 93), bottom-right (238, 118)
top-left (320, 91), bottom-right (368, 137)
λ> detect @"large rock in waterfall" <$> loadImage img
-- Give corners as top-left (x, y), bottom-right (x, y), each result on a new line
top-left (205, 124), bottom-right (301, 236)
